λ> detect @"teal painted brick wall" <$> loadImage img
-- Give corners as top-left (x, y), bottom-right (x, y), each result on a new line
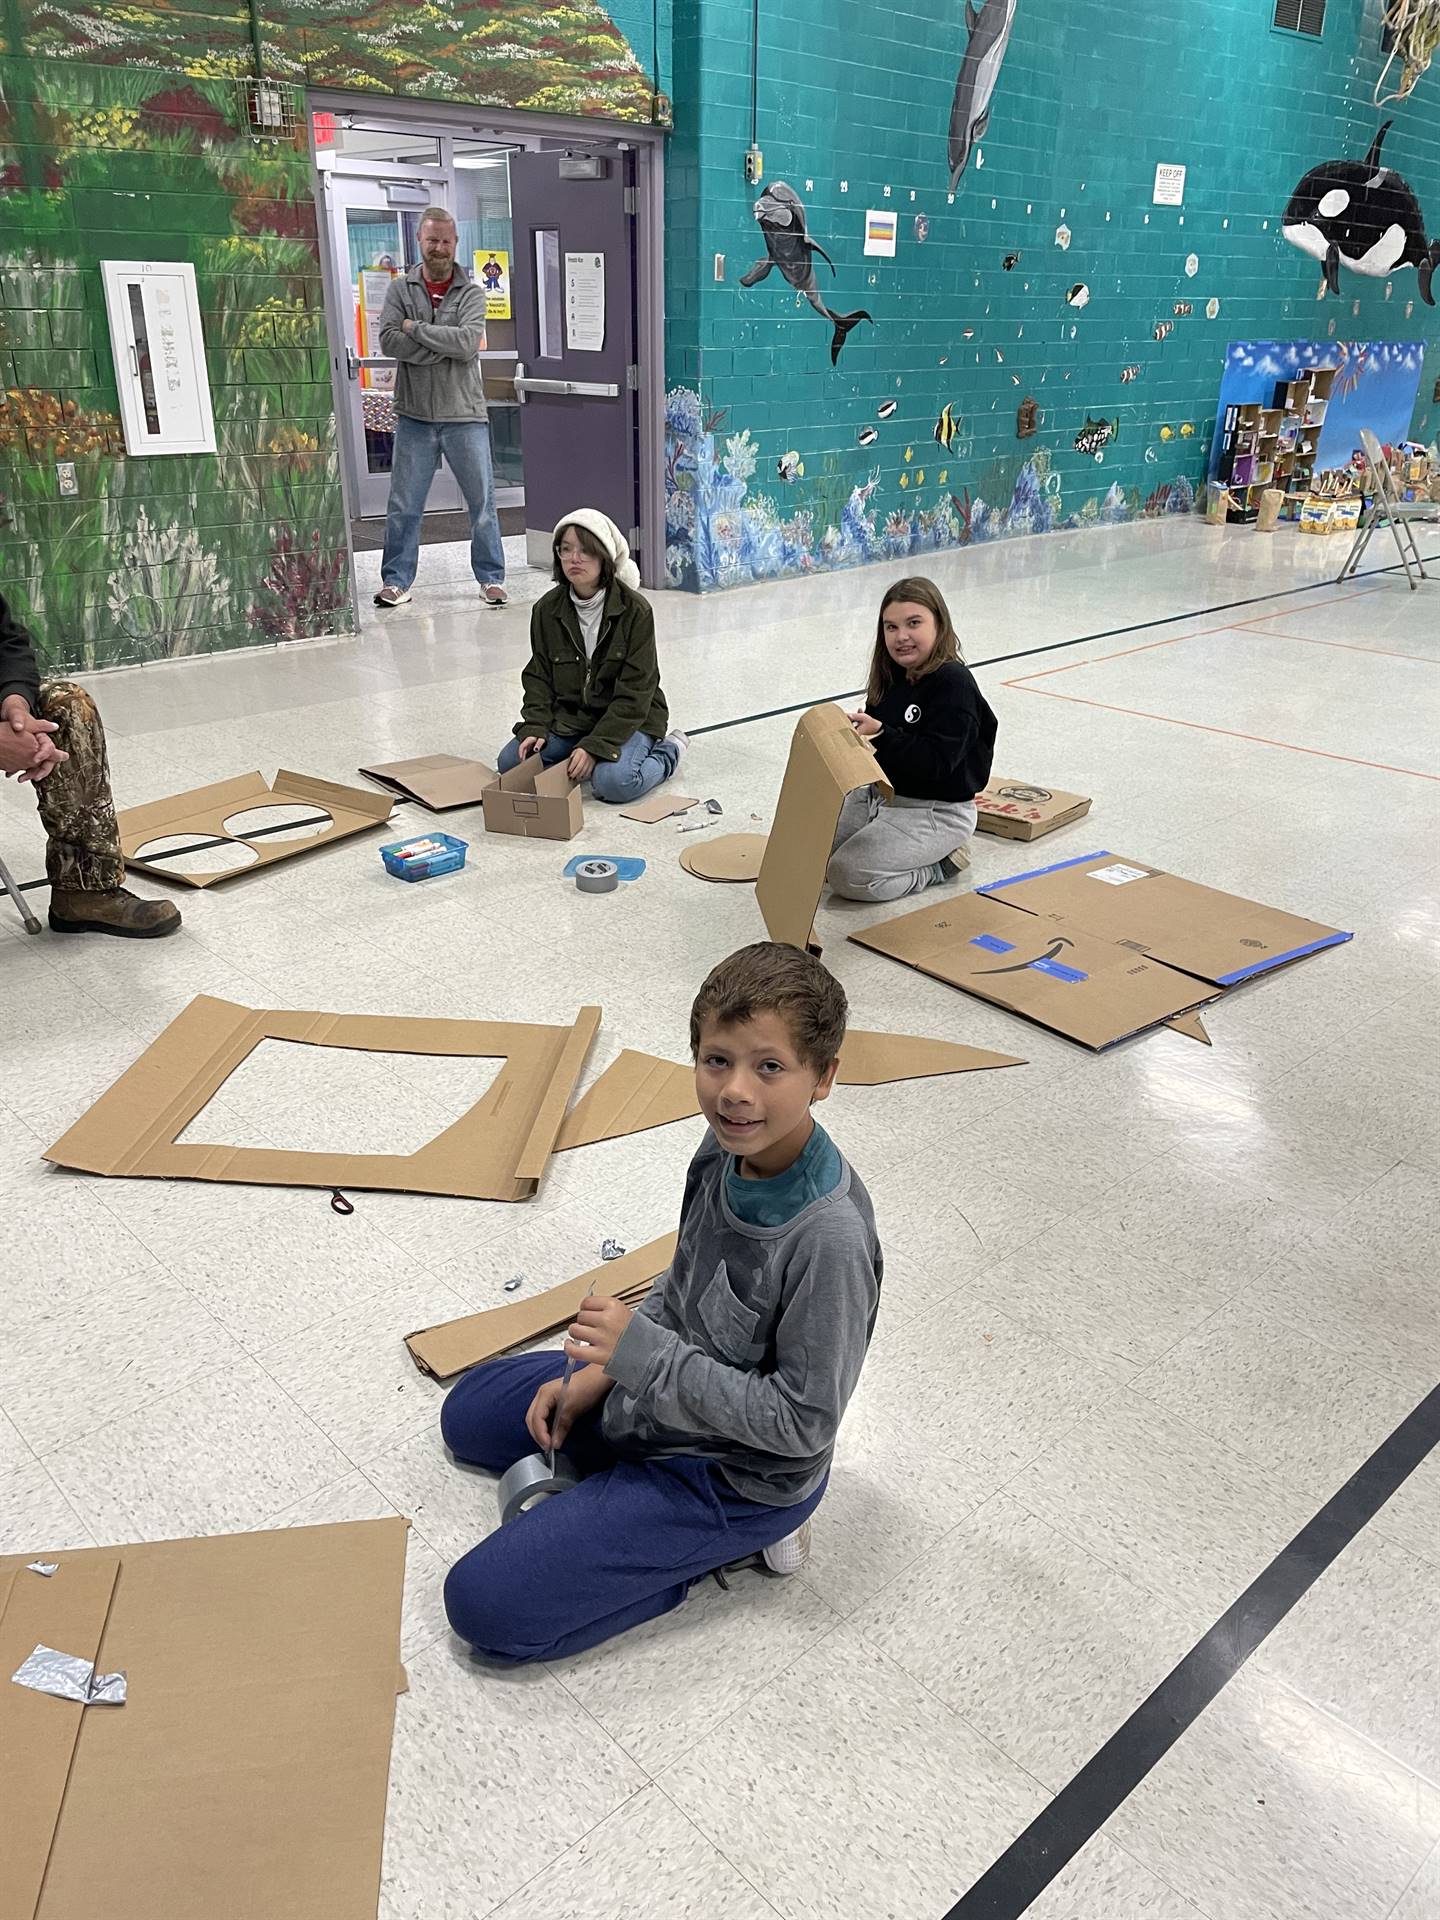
top-left (662, 0), bottom-right (1440, 588)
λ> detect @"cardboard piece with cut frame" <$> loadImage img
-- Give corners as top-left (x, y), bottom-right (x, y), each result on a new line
top-left (850, 850), bottom-right (1350, 1051)
top-left (756, 704), bottom-right (892, 952)
top-left (119, 771), bottom-right (394, 888)
top-left (43, 995), bottom-right (601, 1202)
top-left (0, 1518), bottom-right (408, 1920)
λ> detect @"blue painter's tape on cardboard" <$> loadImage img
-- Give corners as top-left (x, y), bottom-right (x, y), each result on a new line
top-left (1215, 929), bottom-right (1352, 986)
top-left (982, 851), bottom-right (1113, 894)
top-left (970, 933), bottom-right (1015, 954)
top-left (1030, 956), bottom-right (1088, 983)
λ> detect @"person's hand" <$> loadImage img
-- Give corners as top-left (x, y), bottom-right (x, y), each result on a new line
top-left (566, 746), bottom-right (596, 782)
top-left (402, 317), bottom-right (416, 334)
top-left (524, 1365), bottom-right (611, 1451)
top-left (518, 735), bottom-right (546, 760)
top-left (0, 696), bottom-right (65, 782)
top-left (848, 710), bottom-right (881, 739)
top-left (565, 1295), bottom-right (633, 1369)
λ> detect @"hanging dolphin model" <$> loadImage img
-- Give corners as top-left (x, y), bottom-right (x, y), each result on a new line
top-left (740, 182), bottom-right (872, 364)
top-left (1282, 121), bottom-right (1438, 304)
top-left (948, 0), bottom-right (1018, 192)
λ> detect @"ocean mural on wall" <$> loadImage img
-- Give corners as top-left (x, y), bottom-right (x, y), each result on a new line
top-left (663, 386), bottom-right (1195, 592)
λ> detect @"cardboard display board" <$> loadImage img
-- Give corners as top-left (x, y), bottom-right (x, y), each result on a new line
top-left (555, 1034), bottom-right (1025, 1151)
top-left (44, 995), bottom-right (600, 1202)
top-left (976, 779), bottom-right (1093, 841)
top-left (620, 791), bottom-right (699, 823)
top-left (359, 754), bottom-right (499, 812)
top-left (482, 758), bottom-right (583, 841)
top-left (680, 833), bottom-right (769, 881)
top-left (756, 705), bottom-right (891, 951)
top-left (120, 771), bottom-right (394, 889)
top-left (405, 1234), bottom-right (678, 1379)
top-left (0, 1519), bottom-right (407, 1920)
top-left (851, 849), bottom-right (1350, 1050)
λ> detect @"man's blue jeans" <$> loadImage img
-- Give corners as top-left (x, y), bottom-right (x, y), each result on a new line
top-left (495, 729), bottom-right (680, 804)
top-left (381, 415), bottom-right (505, 590)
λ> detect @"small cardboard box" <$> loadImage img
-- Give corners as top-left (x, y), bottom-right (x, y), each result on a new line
top-left (976, 779), bottom-right (1092, 841)
top-left (0, 1519), bottom-right (407, 1920)
top-left (756, 704), bottom-right (891, 952)
top-left (481, 757), bottom-right (583, 841)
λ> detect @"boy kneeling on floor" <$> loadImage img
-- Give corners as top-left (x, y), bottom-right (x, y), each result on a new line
top-left (440, 942), bottom-right (883, 1663)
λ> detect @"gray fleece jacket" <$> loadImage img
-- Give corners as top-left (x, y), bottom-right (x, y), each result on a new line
top-left (601, 1132), bottom-right (883, 1506)
top-left (378, 263), bottom-right (488, 424)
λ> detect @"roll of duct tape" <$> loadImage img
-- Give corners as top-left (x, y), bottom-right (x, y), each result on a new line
top-left (496, 1451), bottom-right (582, 1524)
top-left (574, 859), bottom-right (619, 894)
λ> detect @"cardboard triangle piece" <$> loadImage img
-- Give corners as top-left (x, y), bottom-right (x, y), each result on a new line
top-left (1165, 1009), bottom-right (1212, 1044)
top-left (680, 832), bottom-right (769, 881)
top-left (838, 1030), bottom-right (1026, 1082)
top-left (756, 705), bottom-right (891, 954)
top-left (405, 1233), bottom-right (679, 1379)
top-left (119, 770), bottom-right (394, 889)
top-left (621, 791), bottom-right (699, 823)
top-left (358, 754), bottom-right (498, 811)
top-left (44, 995), bottom-right (600, 1203)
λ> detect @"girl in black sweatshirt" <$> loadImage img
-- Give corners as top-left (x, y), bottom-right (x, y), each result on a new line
top-left (826, 575), bottom-right (997, 901)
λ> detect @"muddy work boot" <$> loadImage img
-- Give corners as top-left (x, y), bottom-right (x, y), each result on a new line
top-left (48, 886), bottom-right (181, 939)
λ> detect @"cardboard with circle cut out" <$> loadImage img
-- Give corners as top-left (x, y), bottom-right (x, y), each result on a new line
top-left (119, 771), bottom-right (394, 888)
top-left (44, 995), bottom-right (601, 1202)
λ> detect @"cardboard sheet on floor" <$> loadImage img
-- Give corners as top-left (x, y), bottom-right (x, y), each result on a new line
top-left (43, 995), bottom-right (600, 1202)
top-left (976, 779), bottom-right (1093, 841)
top-left (679, 832), bottom-right (768, 881)
top-left (851, 849), bottom-right (1349, 1050)
top-left (358, 754), bottom-right (498, 811)
top-left (756, 704), bottom-right (890, 951)
top-left (555, 1033), bottom-right (1025, 1150)
top-left (620, 791), bottom-right (699, 823)
top-left (119, 771), bottom-right (394, 889)
top-left (405, 1233), bottom-right (678, 1379)
top-left (0, 1517), bottom-right (407, 1920)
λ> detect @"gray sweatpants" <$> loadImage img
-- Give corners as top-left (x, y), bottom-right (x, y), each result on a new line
top-left (826, 785), bottom-right (978, 902)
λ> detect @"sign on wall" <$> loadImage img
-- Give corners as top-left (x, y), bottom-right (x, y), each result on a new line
top-left (1152, 163), bottom-right (1186, 207)
top-left (864, 210), bottom-right (898, 257)
top-left (475, 249), bottom-right (511, 320)
top-left (101, 261), bottom-right (216, 457)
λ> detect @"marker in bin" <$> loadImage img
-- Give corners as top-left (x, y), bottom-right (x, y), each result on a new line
top-left (380, 832), bottom-right (469, 882)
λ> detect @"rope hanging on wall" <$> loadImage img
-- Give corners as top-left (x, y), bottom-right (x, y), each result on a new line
top-left (1375, 0), bottom-right (1440, 106)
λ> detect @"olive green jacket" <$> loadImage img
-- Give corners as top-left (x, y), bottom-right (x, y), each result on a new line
top-left (516, 581), bottom-right (670, 762)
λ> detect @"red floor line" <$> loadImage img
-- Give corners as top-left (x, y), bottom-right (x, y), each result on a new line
top-left (1222, 626), bottom-right (1439, 665)
top-left (1007, 683), bottom-right (1440, 780)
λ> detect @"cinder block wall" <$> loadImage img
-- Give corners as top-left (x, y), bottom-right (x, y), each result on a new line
top-left (662, 0), bottom-right (1440, 589)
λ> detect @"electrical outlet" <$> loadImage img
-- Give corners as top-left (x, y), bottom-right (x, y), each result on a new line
top-left (743, 145), bottom-right (763, 186)
top-left (56, 461), bottom-right (78, 497)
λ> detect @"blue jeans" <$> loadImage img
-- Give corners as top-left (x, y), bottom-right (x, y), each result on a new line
top-left (440, 1351), bottom-right (826, 1663)
top-left (495, 728), bottom-right (679, 804)
top-left (381, 415), bottom-right (505, 590)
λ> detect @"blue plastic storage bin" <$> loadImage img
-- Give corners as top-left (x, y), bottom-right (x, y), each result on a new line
top-left (380, 832), bottom-right (469, 882)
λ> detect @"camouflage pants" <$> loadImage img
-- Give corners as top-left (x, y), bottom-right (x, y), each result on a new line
top-left (34, 680), bottom-right (124, 893)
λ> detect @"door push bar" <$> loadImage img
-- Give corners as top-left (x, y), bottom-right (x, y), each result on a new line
top-left (513, 362), bottom-right (620, 403)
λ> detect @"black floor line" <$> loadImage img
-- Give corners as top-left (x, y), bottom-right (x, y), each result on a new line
top-left (945, 1381), bottom-right (1440, 1920)
top-left (686, 546), bottom-right (1439, 740)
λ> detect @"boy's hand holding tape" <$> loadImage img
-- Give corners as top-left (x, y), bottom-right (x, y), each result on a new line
top-left (523, 1294), bottom-right (633, 1450)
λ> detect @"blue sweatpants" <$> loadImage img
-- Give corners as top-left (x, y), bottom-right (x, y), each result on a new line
top-left (440, 1351), bottom-right (827, 1663)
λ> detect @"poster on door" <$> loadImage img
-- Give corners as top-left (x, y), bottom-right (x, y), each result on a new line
top-left (564, 251), bottom-right (605, 352)
top-left (474, 249), bottom-right (511, 320)
top-left (357, 269), bottom-right (395, 391)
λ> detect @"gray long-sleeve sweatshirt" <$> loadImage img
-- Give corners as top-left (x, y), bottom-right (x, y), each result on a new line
top-left (601, 1132), bottom-right (883, 1506)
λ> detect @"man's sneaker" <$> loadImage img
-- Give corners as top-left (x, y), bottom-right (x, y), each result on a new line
top-left (374, 584), bottom-right (411, 607)
top-left (49, 887), bottom-right (181, 939)
top-left (483, 583), bottom-right (508, 606)
top-left (664, 728), bottom-right (689, 769)
top-left (761, 1518), bottom-right (812, 1575)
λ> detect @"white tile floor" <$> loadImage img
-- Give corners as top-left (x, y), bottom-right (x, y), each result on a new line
top-left (2, 515), bottom-right (1438, 1919)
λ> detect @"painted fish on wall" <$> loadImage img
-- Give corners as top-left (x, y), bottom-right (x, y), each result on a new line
top-left (1074, 415), bottom-right (1118, 454)
top-left (1282, 122), bottom-right (1438, 304)
top-left (934, 402), bottom-right (959, 448)
top-left (740, 182), bottom-right (874, 363)
top-left (949, 0), bottom-right (1018, 192)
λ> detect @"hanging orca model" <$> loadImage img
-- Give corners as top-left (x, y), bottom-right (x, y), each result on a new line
top-left (1282, 121), bottom-right (1438, 305)
top-left (740, 182), bottom-right (872, 364)
top-left (948, 0), bottom-right (1018, 192)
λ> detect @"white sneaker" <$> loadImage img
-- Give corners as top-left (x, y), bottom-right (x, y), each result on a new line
top-left (761, 1518), bottom-right (812, 1575)
top-left (374, 584), bottom-right (411, 607)
top-left (665, 728), bottom-right (689, 769)
top-left (483, 583), bottom-right (508, 606)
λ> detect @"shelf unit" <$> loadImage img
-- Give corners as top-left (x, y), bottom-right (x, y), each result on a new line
top-left (1215, 366), bottom-right (1339, 522)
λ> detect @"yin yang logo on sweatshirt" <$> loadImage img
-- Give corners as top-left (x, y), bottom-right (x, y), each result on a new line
top-left (904, 703), bottom-right (921, 723)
